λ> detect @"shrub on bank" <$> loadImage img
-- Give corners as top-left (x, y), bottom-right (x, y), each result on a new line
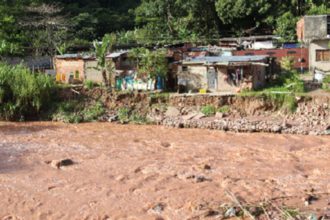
top-left (51, 100), bottom-right (105, 123)
top-left (117, 107), bottom-right (130, 124)
top-left (218, 105), bottom-right (230, 114)
top-left (322, 75), bottom-right (330, 91)
top-left (0, 63), bottom-right (56, 120)
top-left (201, 105), bottom-right (216, 116)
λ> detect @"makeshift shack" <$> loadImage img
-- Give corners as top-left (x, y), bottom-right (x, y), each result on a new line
top-left (178, 55), bottom-right (269, 93)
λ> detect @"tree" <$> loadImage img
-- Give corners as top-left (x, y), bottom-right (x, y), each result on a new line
top-left (129, 48), bottom-right (167, 80)
top-left (93, 34), bottom-right (116, 88)
top-left (215, 0), bottom-right (276, 36)
top-left (21, 3), bottom-right (68, 56)
top-left (135, 0), bottom-right (221, 43)
top-left (307, 4), bottom-right (330, 15)
top-left (274, 12), bottom-right (298, 42)
top-left (0, 3), bottom-right (25, 57)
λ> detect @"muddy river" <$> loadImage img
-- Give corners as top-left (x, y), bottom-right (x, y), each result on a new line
top-left (0, 122), bottom-right (329, 219)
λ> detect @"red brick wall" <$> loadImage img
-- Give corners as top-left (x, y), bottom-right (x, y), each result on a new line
top-left (233, 48), bottom-right (309, 71)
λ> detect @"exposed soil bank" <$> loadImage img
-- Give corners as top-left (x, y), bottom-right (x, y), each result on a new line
top-left (80, 90), bottom-right (330, 135)
top-left (0, 122), bottom-right (329, 219)
top-left (162, 94), bottom-right (330, 135)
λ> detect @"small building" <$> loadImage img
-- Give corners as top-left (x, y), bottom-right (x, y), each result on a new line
top-left (54, 54), bottom-right (91, 83)
top-left (297, 15), bottom-right (330, 73)
top-left (233, 48), bottom-right (309, 73)
top-left (54, 51), bottom-right (135, 84)
top-left (178, 55), bottom-right (269, 93)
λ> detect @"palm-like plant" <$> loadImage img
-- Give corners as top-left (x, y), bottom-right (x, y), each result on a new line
top-left (93, 34), bottom-right (116, 87)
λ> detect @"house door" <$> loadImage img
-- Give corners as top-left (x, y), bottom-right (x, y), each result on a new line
top-left (207, 67), bottom-right (217, 91)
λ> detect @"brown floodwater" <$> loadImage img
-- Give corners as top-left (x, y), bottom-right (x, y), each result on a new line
top-left (0, 122), bottom-right (329, 219)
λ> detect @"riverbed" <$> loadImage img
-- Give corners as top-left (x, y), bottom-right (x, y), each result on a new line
top-left (0, 122), bottom-right (329, 219)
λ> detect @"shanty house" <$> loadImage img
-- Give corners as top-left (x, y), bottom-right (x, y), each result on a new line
top-left (178, 55), bottom-right (269, 93)
top-left (54, 54), bottom-right (91, 83)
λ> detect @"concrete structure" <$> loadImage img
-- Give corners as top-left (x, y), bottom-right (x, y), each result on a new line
top-left (178, 56), bottom-right (269, 93)
top-left (297, 15), bottom-right (330, 42)
top-left (233, 48), bottom-right (309, 72)
top-left (297, 15), bottom-right (330, 73)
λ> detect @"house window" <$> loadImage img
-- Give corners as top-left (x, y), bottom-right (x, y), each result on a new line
top-left (316, 50), bottom-right (330, 62)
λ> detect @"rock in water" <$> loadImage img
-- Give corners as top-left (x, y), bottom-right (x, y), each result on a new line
top-left (49, 159), bottom-right (74, 169)
top-left (165, 107), bottom-right (180, 117)
top-left (151, 203), bottom-right (166, 214)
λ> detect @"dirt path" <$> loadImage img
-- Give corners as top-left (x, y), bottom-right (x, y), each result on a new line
top-left (0, 122), bottom-right (329, 219)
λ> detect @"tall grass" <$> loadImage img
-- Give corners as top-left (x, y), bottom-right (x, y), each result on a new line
top-left (0, 63), bottom-right (56, 120)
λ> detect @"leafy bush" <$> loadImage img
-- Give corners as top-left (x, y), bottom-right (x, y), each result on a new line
top-left (201, 105), bottom-right (216, 116)
top-left (282, 95), bottom-right (298, 113)
top-left (0, 63), bottom-right (56, 120)
top-left (263, 93), bottom-right (298, 113)
top-left (51, 100), bottom-right (83, 123)
top-left (51, 100), bottom-right (105, 123)
top-left (129, 112), bottom-right (148, 124)
top-left (280, 56), bottom-right (295, 71)
top-left (218, 105), bottom-right (230, 114)
top-left (322, 75), bottom-right (330, 91)
top-left (263, 70), bottom-right (305, 94)
top-left (117, 107), bottom-right (130, 123)
top-left (84, 80), bottom-right (97, 90)
top-left (82, 102), bottom-right (105, 122)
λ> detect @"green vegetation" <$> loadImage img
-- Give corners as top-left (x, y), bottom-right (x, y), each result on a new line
top-left (239, 67), bottom-right (305, 113)
top-left (1, 1), bottom-right (330, 56)
top-left (218, 105), bottom-right (230, 114)
top-left (129, 48), bottom-right (168, 80)
top-left (201, 105), bottom-right (217, 116)
top-left (322, 75), bottom-right (330, 91)
top-left (82, 102), bottom-right (105, 122)
top-left (0, 63), bottom-right (56, 120)
top-left (93, 34), bottom-right (117, 87)
top-left (51, 100), bottom-right (105, 123)
top-left (200, 105), bottom-right (230, 116)
top-left (117, 106), bottom-right (150, 124)
top-left (275, 12), bottom-right (299, 42)
top-left (129, 112), bottom-right (149, 125)
top-left (84, 80), bottom-right (97, 90)
top-left (117, 107), bottom-right (130, 124)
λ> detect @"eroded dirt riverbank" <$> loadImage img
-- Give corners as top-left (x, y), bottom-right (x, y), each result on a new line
top-left (0, 122), bottom-right (329, 219)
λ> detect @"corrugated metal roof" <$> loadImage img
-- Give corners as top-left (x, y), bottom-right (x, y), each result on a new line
top-left (106, 51), bottom-right (128, 58)
top-left (183, 55), bottom-right (268, 64)
top-left (56, 54), bottom-right (94, 60)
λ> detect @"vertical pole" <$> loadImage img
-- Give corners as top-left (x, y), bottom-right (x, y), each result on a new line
top-left (300, 43), bottom-right (303, 74)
